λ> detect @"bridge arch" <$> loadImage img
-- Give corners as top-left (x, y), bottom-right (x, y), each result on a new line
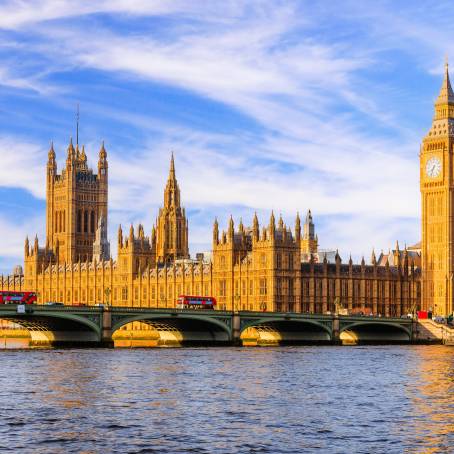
top-left (240, 317), bottom-right (332, 346)
top-left (339, 321), bottom-right (411, 344)
top-left (112, 313), bottom-right (232, 346)
top-left (0, 313), bottom-right (101, 346)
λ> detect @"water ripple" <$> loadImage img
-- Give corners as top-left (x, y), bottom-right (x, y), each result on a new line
top-left (0, 345), bottom-right (453, 453)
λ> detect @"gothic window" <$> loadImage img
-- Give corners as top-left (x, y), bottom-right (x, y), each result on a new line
top-left (249, 280), bottom-right (253, 295)
top-left (242, 280), bottom-right (246, 295)
top-left (77, 210), bottom-right (82, 233)
top-left (276, 253), bottom-right (282, 269)
top-left (151, 286), bottom-right (156, 300)
top-left (260, 253), bottom-right (267, 267)
top-left (204, 283), bottom-right (208, 295)
top-left (122, 287), bottom-right (128, 301)
top-left (219, 280), bottom-right (226, 297)
top-left (288, 278), bottom-right (294, 297)
top-left (276, 278), bottom-right (281, 296)
top-left (288, 253), bottom-right (293, 270)
top-left (134, 287), bottom-right (139, 300)
top-left (143, 287), bottom-right (147, 299)
top-left (97, 289), bottom-right (101, 301)
top-left (259, 278), bottom-right (267, 295)
top-left (91, 211), bottom-right (95, 233)
top-left (84, 211), bottom-right (88, 233)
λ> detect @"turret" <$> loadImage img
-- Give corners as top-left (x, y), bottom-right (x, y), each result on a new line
top-left (238, 218), bottom-right (244, 234)
top-left (278, 213), bottom-right (284, 230)
top-left (303, 209), bottom-right (315, 240)
top-left (371, 248), bottom-right (377, 266)
top-left (295, 212), bottom-right (301, 241)
top-left (118, 224), bottom-right (123, 248)
top-left (151, 225), bottom-right (156, 246)
top-left (269, 211), bottom-right (276, 238)
top-left (213, 218), bottom-right (219, 245)
top-left (47, 142), bottom-right (56, 178)
top-left (34, 235), bottom-right (39, 254)
top-left (24, 236), bottom-right (29, 257)
top-left (98, 141), bottom-right (108, 180)
top-left (252, 212), bottom-right (259, 241)
top-left (66, 137), bottom-right (75, 170)
top-left (228, 215), bottom-right (234, 241)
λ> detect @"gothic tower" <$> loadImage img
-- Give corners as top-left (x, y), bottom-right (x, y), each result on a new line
top-left (421, 61), bottom-right (454, 316)
top-left (300, 209), bottom-right (318, 260)
top-left (45, 140), bottom-right (108, 263)
top-left (155, 154), bottom-right (189, 263)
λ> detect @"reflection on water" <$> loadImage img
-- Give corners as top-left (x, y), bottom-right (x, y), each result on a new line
top-left (0, 346), bottom-right (452, 453)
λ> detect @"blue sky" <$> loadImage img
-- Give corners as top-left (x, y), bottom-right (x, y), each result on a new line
top-left (0, 0), bottom-right (451, 273)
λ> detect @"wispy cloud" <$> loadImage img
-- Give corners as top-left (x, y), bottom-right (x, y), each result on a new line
top-left (0, 0), bottom-right (446, 272)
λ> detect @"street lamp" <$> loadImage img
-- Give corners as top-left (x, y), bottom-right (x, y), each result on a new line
top-left (234, 293), bottom-right (240, 313)
top-left (104, 287), bottom-right (111, 307)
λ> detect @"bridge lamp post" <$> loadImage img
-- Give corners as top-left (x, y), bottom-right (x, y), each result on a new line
top-left (234, 293), bottom-right (240, 313)
top-left (104, 287), bottom-right (111, 307)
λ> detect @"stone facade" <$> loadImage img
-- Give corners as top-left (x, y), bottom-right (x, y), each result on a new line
top-left (2, 120), bottom-right (423, 317)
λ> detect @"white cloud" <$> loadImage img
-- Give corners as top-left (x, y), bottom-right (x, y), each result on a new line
top-left (0, 136), bottom-right (46, 198)
top-left (0, 0), bottom-right (440, 273)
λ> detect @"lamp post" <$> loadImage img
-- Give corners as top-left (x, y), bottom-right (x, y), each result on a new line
top-left (234, 293), bottom-right (240, 313)
top-left (104, 287), bottom-right (111, 307)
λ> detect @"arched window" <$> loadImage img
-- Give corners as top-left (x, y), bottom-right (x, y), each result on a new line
top-left (77, 210), bottom-right (82, 233)
top-left (84, 211), bottom-right (88, 233)
top-left (91, 211), bottom-right (95, 233)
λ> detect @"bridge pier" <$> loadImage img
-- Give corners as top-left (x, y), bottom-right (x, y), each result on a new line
top-left (101, 308), bottom-right (114, 347)
top-left (232, 313), bottom-right (241, 346)
top-left (332, 316), bottom-right (341, 345)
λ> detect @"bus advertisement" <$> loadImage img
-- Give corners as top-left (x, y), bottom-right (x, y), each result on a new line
top-left (176, 295), bottom-right (216, 310)
top-left (0, 291), bottom-right (37, 305)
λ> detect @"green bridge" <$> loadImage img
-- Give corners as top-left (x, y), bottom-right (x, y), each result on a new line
top-left (0, 305), bottom-right (416, 347)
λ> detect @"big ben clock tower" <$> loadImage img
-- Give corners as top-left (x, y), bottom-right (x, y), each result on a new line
top-left (421, 61), bottom-right (454, 316)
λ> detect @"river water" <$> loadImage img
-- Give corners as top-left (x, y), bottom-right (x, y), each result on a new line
top-left (0, 346), bottom-right (453, 453)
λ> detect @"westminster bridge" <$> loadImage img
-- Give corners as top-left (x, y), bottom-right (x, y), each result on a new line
top-left (0, 304), bottom-right (417, 347)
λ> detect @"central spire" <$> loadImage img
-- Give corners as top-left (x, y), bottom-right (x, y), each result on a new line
top-left (164, 152), bottom-right (180, 208)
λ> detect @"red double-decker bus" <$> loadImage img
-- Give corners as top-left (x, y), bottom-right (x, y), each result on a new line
top-left (0, 291), bottom-right (37, 305)
top-left (176, 295), bottom-right (216, 310)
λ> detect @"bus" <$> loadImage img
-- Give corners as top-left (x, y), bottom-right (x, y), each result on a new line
top-left (176, 295), bottom-right (216, 310)
top-left (0, 291), bottom-right (37, 305)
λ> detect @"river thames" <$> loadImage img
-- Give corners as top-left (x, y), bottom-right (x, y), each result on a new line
top-left (0, 345), bottom-right (452, 453)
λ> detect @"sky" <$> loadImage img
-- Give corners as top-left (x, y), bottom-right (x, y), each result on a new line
top-left (0, 0), bottom-right (452, 274)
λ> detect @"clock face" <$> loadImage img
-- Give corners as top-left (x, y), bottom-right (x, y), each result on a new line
top-left (425, 157), bottom-right (442, 178)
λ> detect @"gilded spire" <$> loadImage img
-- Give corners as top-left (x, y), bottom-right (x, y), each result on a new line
top-left (278, 213), bottom-right (284, 230)
top-left (170, 151), bottom-right (175, 178)
top-left (435, 58), bottom-right (454, 106)
top-left (99, 140), bottom-right (107, 160)
top-left (81, 145), bottom-right (87, 162)
top-left (48, 141), bottom-right (55, 160)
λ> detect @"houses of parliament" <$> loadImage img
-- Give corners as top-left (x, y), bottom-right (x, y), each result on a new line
top-left (7, 63), bottom-right (454, 318)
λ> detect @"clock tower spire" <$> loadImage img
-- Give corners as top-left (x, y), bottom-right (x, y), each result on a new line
top-left (421, 59), bottom-right (454, 317)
